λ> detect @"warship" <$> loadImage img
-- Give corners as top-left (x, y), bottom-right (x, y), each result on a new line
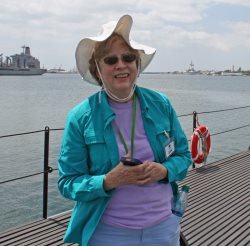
top-left (0, 46), bottom-right (46, 75)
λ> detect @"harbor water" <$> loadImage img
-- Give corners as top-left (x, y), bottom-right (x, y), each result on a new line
top-left (0, 73), bottom-right (250, 231)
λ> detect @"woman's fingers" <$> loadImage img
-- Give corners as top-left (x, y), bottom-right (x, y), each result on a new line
top-left (104, 161), bottom-right (167, 190)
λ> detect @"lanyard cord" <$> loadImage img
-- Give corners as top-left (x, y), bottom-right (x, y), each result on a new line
top-left (116, 93), bottom-right (137, 158)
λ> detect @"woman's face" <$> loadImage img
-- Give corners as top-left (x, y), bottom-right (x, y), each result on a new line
top-left (97, 38), bottom-right (138, 99)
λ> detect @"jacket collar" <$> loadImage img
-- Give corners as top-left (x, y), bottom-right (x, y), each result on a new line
top-left (98, 90), bottom-right (115, 127)
top-left (135, 86), bottom-right (149, 114)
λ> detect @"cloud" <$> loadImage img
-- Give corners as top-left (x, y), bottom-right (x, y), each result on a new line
top-left (214, 0), bottom-right (250, 7)
top-left (0, 0), bottom-right (249, 70)
top-left (148, 21), bottom-right (250, 52)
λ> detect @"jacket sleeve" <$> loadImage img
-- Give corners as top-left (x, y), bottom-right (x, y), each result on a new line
top-left (58, 111), bottom-right (111, 202)
top-left (161, 99), bottom-right (192, 183)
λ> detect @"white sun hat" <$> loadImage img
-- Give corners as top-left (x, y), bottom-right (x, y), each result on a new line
top-left (75, 14), bottom-right (156, 85)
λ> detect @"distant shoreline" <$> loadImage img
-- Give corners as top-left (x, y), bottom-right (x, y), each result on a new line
top-left (143, 71), bottom-right (250, 76)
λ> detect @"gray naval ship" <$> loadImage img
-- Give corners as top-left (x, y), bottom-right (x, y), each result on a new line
top-left (0, 46), bottom-right (47, 75)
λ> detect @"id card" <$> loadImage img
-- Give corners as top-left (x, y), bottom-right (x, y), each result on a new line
top-left (165, 137), bottom-right (175, 159)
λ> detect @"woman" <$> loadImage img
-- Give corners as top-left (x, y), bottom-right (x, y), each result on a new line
top-left (58, 14), bottom-right (191, 246)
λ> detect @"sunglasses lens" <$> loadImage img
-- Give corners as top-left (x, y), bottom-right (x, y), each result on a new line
top-left (103, 54), bottom-right (137, 65)
top-left (103, 56), bottom-right (118, 65)
top-left (122, 54), bottom-right (136, 63)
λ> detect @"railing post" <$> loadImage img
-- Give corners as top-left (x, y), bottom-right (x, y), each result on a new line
top-left (193, 111), bottom-right (197, 132)
top-left (192, 111), bottom-right (197, 168)
top-left (43, 126), bottom-right (50, 219)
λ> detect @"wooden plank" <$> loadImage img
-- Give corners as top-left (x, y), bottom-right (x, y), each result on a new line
top-left (18, 227), bottom-right (67, 246)
top-left (2, 225), bottom-right (63, 245)
top-left (182, 185), bottom-right (248, 230)
top-left (227, 227), bottom-right (250, 246)
top-left (1, 216), bottom-right (70, 244)
top-left (182, 194), bottom-right (247, 237)
top-left (0, 219), bottom-right (46, 238)
top-left (0, 212), bottom-right (76, 246)
top-left (189, 205), bottom-right (249, 245)
top-left (179, 150), bottom-right (250, 246)
top-left (0, 212), bottom-right (71, 239)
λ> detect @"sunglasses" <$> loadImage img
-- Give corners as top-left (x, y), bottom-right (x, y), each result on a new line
top-left (103, 53), bottom-right (137, 65)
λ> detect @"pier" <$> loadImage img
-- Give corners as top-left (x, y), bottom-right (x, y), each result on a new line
top-left (0, 149), bottom-right (249, 245)
top-left (179, 149), bottom-right (250, 245)
top-left (0, 106), bottom-right (249, 245)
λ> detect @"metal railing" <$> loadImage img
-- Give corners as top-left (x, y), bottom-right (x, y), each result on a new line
top-left (0, 105), bottom-right (250, 219)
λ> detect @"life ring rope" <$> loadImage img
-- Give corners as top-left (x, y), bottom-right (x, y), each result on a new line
top-left (191, 124), bottom-right (211, 164)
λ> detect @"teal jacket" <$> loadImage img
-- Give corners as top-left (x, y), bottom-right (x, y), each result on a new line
top-left (58, 86), bottom-right (191, 245)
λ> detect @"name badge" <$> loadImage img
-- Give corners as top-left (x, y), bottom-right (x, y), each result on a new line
top-left (165, 137), bottom-right (175, 159)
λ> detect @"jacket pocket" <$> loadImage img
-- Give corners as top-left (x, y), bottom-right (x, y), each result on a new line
top-left (85, 135), bottom-right (111, 174)
top-left (155, 126), bottom-right (171, 162)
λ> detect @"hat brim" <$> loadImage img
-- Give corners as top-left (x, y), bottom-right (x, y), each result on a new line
top-left (75, 14), bottom-right (156, 85)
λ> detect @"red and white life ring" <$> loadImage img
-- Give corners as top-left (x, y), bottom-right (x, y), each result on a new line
top-left (191, 125), bottom-right (211, 164)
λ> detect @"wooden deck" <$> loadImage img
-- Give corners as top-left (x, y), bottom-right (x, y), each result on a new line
top-left (179, 150), bottom-right (250, 246)
top-left (0, 211), bottom-right (78, 246)
top-left (0, 150), bottom-right (249, 246)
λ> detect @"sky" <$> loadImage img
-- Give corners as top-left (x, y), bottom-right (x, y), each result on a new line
top-left (0, 0), bottom-right (250, 72)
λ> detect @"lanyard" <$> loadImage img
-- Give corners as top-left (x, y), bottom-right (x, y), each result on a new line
top-left (116, 94), bottom-right (137, 158)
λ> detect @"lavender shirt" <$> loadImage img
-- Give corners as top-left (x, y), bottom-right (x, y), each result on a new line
top-left (101, 98), bottom-right (173, 229)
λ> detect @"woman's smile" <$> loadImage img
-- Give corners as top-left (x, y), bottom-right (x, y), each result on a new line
top-left (114, 72), bottom-right (129, 79)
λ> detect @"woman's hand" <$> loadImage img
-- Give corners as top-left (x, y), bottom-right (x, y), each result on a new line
top-left (139, 161), bottom-right (168, 184)
top-left (103, 161), bottom-right (167, 191)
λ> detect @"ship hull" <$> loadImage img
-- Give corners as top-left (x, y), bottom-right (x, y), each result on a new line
top-left (0, 68), bottom-right (47, 76)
